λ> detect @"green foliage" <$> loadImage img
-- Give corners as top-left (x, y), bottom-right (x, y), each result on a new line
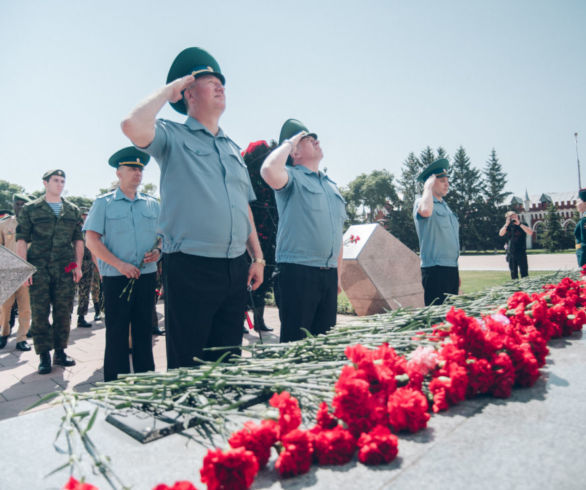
top-left (344, 169), bottom-right (399, 223)
top-left (140, 182), bottom-right (158, 196)
top-left (445, 147), bottom-right (484, 251)
top-left (480, 149), bottom-right (510, 250)
top-left (542, 203), bottom-right (565, 252)
top-left (0, 180), bottom-right (26, 210)
top-left (66, 196), bottom-right (94, 210)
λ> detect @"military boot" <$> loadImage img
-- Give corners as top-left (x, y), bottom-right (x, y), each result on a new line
top-left (77, 315), bottom-right (92, 328)
top-left (38, 352), bottom-right (52, 375)
top-left (53, 349), bottom-right (76, 367)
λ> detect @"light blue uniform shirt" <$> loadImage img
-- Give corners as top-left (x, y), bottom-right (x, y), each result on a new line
top-left (140, 117), bottom-right (256, 258)
top-left (275, 166), bottom-right (347, 268)
top-left (413, 196), bottom-right (460, 268)
top-left (83, 188), bottom-right (160, 277)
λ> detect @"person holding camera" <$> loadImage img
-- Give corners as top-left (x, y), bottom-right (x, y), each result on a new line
top-left (499, 211), bottom-right (533, 279)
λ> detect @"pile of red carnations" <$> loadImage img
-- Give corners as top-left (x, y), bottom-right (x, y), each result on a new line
top-left (63, 274), bottom-right (586, 490)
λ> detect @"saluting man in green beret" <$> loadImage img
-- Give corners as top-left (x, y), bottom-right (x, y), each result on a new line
top-left (16, 170), bottom-right (84, 374)
top-left (261, 119), bottom-right (347, 342)
top-left (121, 47), bottom-right (264, 368)
top-left (413, 159), bottom-right (460, 306)
top-left (574, 188), bottom-right (586, 267)
top-left (0, 193), bottom-right (33, 351)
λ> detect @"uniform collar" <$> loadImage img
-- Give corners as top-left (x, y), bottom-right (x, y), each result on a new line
top-left (433, 196), bottom-right (445, 204)
top-left (114, 187), bottom-right (145, 202)
top-left (185, 116), bottom-right (226, 139)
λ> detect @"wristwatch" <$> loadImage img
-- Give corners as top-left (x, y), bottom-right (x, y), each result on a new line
top-left (253, 257), bottom-right (266, 266)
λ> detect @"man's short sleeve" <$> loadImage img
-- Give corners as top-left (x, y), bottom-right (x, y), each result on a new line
top-left (15, 206), bottom-right (32, 242)
top-left (83, 199), bottom-right (106, 236)
top-left (275, 166), bottom-right (294, 196)
top-left (138, 119), bottom-right (169, 163)
top-left (413, 198), bottom-right (426, 221)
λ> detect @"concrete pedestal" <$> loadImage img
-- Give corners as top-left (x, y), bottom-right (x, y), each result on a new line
top-left (341, 224), bottom-right (424, 316)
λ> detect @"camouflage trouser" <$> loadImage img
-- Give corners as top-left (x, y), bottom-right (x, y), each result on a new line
top-left (29, 264), bottom-right (75, 355)
top-left (77, 260), bottom-right (100, 316)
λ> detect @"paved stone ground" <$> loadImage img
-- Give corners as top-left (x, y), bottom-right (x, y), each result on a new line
top-left (459, 252), bottom-right (576, 271)
top-left (0, 302), bottom-right (355, 421)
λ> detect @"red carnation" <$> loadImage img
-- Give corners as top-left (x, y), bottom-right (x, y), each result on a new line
top-left (491, 352), bottom-right (515, 398)
top-left (466, 357), bottom-right (494, 397)
top-left (229, 420), bottom-right (278, 468)
top-left (153, 482), bottom-right (198, 490)
top-left (387, 386), bottom-right (430, 433)
top-left (64, 262), bottom-right (78, 273)
top-left (275, 429), bottom-right (314, 478)
top-left (313, 401), bottom-right (338, 431)
top-left (357, 425), bottom-right (399, 465)
top-left (63, 477), bottom-right (98, 490)
top-left (200, 447), bottom-right (259, 490)
top-left (313, 426), bottom-right (356, 465)
top-left (332, 367), bottom-right (377, 437)
top-left (269, 391), bottom-right (302, 437)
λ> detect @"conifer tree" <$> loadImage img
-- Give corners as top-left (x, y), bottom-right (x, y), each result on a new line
top-left (542, 203), bottom-right (564, 252)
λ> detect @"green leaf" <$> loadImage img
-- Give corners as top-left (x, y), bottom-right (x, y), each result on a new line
top-left (25, 391), bottom-right (60, 411)
top-left (83, 407), bottom-right (99, 434)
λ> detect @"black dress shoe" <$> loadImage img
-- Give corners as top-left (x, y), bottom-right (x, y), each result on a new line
top-left (152, 325), bottom-right (165, 336)
top-left (26, 330), bottom-right (32, 338)
top-left (77, 316), bottom-right (92, 328)
top-left (15, 340), bottom-right (31, 351)
top-left (53, 349), bottom-right (76, 367)
top-left (38, 352), bottom-right (52, 374)
top-left (254, 324), bottom-right (274, 332)
top-left (0, 335), bottom-right (7, 349)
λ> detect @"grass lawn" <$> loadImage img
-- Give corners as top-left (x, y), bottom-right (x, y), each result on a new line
top-left (459, 270), bottom-right (557, 295)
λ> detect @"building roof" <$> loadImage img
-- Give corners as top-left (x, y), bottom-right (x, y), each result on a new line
top-left (507, 191), bottom-right (579, 208)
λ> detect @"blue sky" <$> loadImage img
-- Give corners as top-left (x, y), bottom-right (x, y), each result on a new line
top-left (1, 0), bottom-right (584, 200)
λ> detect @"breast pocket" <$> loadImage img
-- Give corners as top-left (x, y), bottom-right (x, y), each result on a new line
top-left (138, 206), bottom-right (158, 234)
top-left (225, 154), bottom-right (250, 194)
top-left (30, 216), bottom-right (54, 240)
top-left (105, 208), bottom-right (131, 234)
top-left (434, 207), bottom-right (451, 228)
top-left (299, 182), bottom-right (324, 212)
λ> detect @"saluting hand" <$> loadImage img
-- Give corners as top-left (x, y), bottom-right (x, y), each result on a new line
top-left (167, 74), bottom-right (196, 103)
top-left (424, 174), bottom-right (436, 192)
top-left (286, 130), bottom-right (308, 154)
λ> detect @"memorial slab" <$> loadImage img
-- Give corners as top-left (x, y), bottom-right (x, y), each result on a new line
top-left (341, 224), bottom-right (424, 315)
top-left (0, 245), bottom-right (36, 305)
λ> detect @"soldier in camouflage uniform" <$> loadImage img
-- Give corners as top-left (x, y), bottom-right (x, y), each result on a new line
top-left (16, 169), bottom-right (84, 374)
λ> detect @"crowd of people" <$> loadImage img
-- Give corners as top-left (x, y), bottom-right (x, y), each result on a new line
top-left (2, 46), bottom-right (584, 381)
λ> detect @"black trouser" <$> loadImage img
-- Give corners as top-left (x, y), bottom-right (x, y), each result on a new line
top-left (163, 252), bottom-right (248, 368)
top-left (102, 273), bottom-right (156, 382)
top-left (421, 266), bottom-right (459, 306)
top-left (508, 253), bottom-right (528, 279)
top-left (277, 263), bottom-right (338, 343)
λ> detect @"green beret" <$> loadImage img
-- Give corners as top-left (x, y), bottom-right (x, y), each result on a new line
top-left (417, 159), bottom-right (450, 183)
top-left (108, 147), bottom-right (150, 168)
top-left (12, 193), bottom-right (31, 203)
top-left (279, 118), bottom-right (317, 144)
top-left (579, 188), bottom-right (586, 201)
top-left (167, 47), bottom-right (225, 115)
top-left (42, 169), bottom-right (66, 181)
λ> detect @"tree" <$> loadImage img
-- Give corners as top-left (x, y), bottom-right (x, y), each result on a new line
top-left (140, 183), bottom-right (158, 197)
top-left (445, 146), bottom-right (484, 251)
top-left (542, 203), bottom-right (565, 252)
top-left (481, 149), bottom-right (511, 250)
top-left (346, 170), bottom-right (399, 223)
top-left (66, 196), bottom-right (94, 210)
top-left (0, 180), bottom-right (26, 211)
